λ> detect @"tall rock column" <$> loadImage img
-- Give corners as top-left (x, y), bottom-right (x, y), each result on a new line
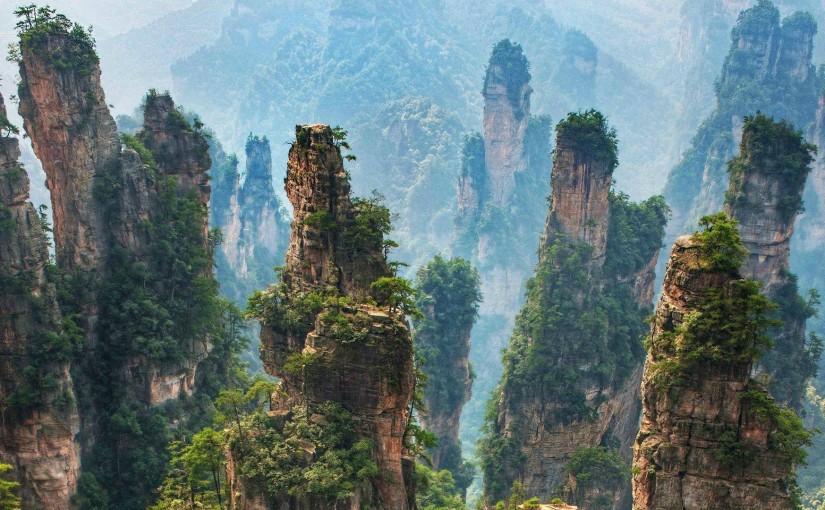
top-left (239, 124), bottom-right (416, 509)
top-left (724, 113), bottom-right (816, 408)
top-left (413, 255), bottom-right (481, 495)
top-left (0, 92), bottom-right (80, 510)
top-left (17, 28), bottom-right (119, 273)
top-left (633, 217), bottom-right (807, 510)
top-left (545, 111), bottom-right (615, 263)
top-left (237, 135), bottom-right (288, 287)
top-left (483, 39), bottom-right (531, 206)
top-left (480, 112), bottom-right (668, 509)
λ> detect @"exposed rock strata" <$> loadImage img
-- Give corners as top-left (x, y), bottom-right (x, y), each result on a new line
top-left (0, 92), bottom-right (80, 510)
top-left (235, 125), bottom-right (416, 509)
top-left (633, 234), bottom-right (799, 510)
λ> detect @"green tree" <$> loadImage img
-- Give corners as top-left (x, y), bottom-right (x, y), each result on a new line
top-left (371, 276), bottom-right (421, 317)
top-left (0, 464), bottom-right (20, 510)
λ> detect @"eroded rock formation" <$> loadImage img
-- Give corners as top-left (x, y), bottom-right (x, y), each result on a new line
top-left (413, 255), bottom-right (480, 495)
top-left (481, 112), bottom-right (667, 510)
top-left (633, 228), bottom-right (802, 510)
top-left (724, 113), bottom-right (816, 408)
top-left (0, 92), bottom-right (80, 510)
top-left (234, 124), bottom-right (416, 509)
top-left (664, 0), bottom-right (819, 240)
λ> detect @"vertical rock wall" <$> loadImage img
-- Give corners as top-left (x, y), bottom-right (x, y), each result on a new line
top-left (0, 92), bottom-right (80, 510)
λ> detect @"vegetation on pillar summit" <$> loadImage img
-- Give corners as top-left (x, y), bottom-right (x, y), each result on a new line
top-left (412, 255), bottom-right (482, 495)
top-left (555, 109), bottom-right (619, 169)
top-left (646, 213), bottom-right (814, 476)
top-left (478, 127), bottom-right (668, 502)
top-left (484, 39), bottom-right (531, 119)
top-left (726, 113), bottom-right (816, 223)
top-left (10, 4), bottom-right (98, 75)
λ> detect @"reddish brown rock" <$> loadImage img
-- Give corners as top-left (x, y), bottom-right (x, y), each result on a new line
top-left (633, 235), bottom-right (798, 510)
top-left (0, 92), bottom-right (80, 510)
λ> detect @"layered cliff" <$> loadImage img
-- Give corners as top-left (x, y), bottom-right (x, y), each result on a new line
top-left (664, 0), bottom-right (820, 238)
top-left (413, 255), bottom-right (481, 495)
top-left (723, 113), bottom-right (817, 409)
top-left (238, 124), bottom-right (417, 509)
top-left (633, 215), bottom-right (810, 510)
top-left (0, 92), bottom-right (80, 510)
top-left (9, 10), bottom-right (225, 507)
top-left (480, 111), bottom-right (668, 509)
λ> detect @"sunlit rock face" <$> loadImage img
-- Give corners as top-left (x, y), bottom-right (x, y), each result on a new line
top-left (633, 235), bottom-right (797, 510)
top-left (0, 92), bottom-right (80, 510)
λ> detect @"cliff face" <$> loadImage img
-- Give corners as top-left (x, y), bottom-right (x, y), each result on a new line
top-left (545, 126), bottom-right (613, 264)
top-left (481, 112), bottom-right (667, 510)
top-left (17, 33), bottom-right (119, 273)
top-left (0, 93), bottom-right (80, 510)
top-left (11, 15), bottom-right (220, 506)
top-left (482, 40), bottom-right (531, 206)
top-left (238, 125), bottom-right (415, 509)
top-left (664, 1), bottom-right (819, 242)
top-left (237, 136), bottom-right (288, 286)
top-left (633, 230), bottom-right (802, 510)
top-left (724, 114), bottom-right (815, 409)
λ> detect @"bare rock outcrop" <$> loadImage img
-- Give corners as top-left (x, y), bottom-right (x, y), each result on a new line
top-left (0, 92), bottom-right (80, 510)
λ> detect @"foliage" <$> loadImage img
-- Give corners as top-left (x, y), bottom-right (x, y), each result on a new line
top-left (149, 429), bottom-right (226, 510)
top-left (120, 133), bottom-right (157, 173)
top-left (13, 4), bottom-right (98, 75)
top-left (0, 111), bottom-right (19, 138)
top-left (412, 255), bottom-right (480, 492)
top-left (743, 386), bottom-right (815, 465)
top-left (566, 447), bottom-right (628, 493)
top-left (234, 402), bottom-right (378, 503)
top-left (346, 190), bottom-right (394, 254)
top-left (604, 193), bottom-right (670, 277)
top-left (0, 464), bottom-right (20, 510)
top-left (371, 276), bottom-right (421, 317)
top-left (415, 463), bottom-right (469, 510)
top-left (555, 110), bottom-right (619, 169)
top-left (726, 113), bottom-right (815, 222)
top-left (484, 39), bottom-right (531, 118)
top-left (693, 213), bottom-right (748, 273)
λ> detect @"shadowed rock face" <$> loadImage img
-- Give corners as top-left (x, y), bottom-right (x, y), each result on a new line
top-left (236, 124), bottom-right (416, 509)
top-left (633, 235), bottom-right (797, 510)
top-left (724, 114), bottom-right (814, 409)
top-left (0, 92), bottom-right (80, 510)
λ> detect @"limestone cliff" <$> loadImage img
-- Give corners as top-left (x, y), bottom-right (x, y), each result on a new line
top-left (664, 0), bottom-right (820, 241)
top-left (480, 112), bottom-right (668, 510)
top-left (724, 113), bottom-right (816, 408)
top-left (0, 92), bottom-right (80, 510)
top-left (633, 223), bottom-right (807, 510)
top-left (236, 125), bottom-right (416, 509)
top-left (413, 255), bottom-right (481, 495)
top-left (453, 41), bottom-right (553, 445)
top-left (12, 13), bottom-right (220, 506)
